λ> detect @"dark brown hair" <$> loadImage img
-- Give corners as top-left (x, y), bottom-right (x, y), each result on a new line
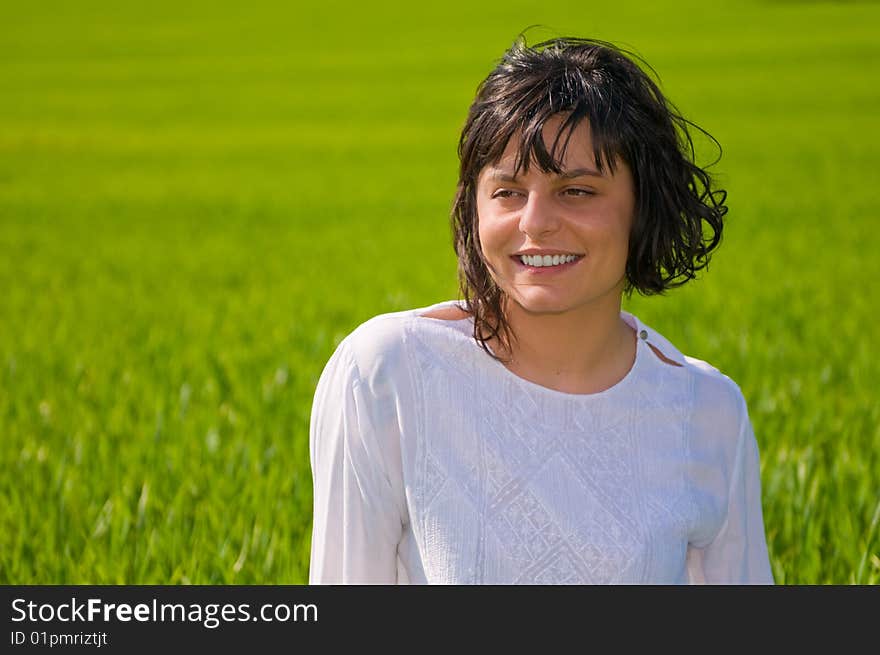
top-left (451, 35), bottom-right (727, 362)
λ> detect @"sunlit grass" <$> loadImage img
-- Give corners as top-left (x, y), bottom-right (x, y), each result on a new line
top-left (1, 0), bottom-right (878, 584)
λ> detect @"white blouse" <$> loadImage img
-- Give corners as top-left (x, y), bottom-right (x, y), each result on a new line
top-left (308, 299), bottom-right (774, 584)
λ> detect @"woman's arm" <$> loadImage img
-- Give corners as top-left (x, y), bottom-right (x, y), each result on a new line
top-left (689, 399), bottom-right (774, 584)
top-left (308, 338), bottom-right (404, 584)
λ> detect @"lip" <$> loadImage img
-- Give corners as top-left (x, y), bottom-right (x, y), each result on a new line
top-left (512, 249), bottom-right (584, 256)
top-left (510, 254), bottom-right (584, 274)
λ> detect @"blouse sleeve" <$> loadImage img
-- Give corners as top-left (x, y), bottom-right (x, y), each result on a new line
top-left (688, 399), bottom-right (774, 584)
top-left (308, 337), bottom-right (404, 584)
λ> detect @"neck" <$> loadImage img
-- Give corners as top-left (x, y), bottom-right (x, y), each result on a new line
top-left (489, 291), bottom-right (636, 395)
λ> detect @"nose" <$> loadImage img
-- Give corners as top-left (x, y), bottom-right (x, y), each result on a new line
top-left (517, 191), bottom-right (560, 238)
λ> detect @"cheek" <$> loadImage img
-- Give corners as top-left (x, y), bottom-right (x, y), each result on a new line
top-left (611, 217), bottom-right (633, 247)
top-left (595, 199), bottom-right (634, 247)
top-left (607, 225), bottom-right (632, 262)
top-left (475, 205), bottom-right (504, 255)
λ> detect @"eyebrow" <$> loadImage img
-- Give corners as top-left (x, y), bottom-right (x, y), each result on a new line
top-left (490, 167), bottom-right (604, 182)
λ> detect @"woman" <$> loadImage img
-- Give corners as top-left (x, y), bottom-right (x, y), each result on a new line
top-left (308, 36), bottom-right (774, 584)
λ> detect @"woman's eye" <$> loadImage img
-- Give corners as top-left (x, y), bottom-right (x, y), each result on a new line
top-left (492, 189), bottom-right (521, 199)
top-left (564, 188), bottom-right (594, 197)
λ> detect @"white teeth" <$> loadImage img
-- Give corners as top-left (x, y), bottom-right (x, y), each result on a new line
top-left (518, 254), bottom-right (579, 267)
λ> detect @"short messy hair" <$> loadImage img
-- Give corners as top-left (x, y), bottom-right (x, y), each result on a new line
top-left (451, 35), bottom-right (727, 362)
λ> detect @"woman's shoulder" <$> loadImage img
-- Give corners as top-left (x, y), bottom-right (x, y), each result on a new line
top-left (668, 347), bottom-right (751, 452)
top-left (333, 299), bottom-right (469, 380)
top-left (635, 314), bottom-right (749, 426)
top-left (683, 354), bottom-right (749, 425)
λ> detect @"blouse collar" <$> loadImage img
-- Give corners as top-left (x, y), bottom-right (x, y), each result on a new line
top-left (432, 300), bottom-right (688, 367)
top-left (621, 311), bottom-right (687, 367)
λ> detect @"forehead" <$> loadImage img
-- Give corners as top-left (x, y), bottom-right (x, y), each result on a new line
top-left (481, 113), bottom-right (617, 180)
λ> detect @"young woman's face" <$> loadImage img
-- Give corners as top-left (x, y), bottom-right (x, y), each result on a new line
top-left (476, 114), bottom-right (636, 316)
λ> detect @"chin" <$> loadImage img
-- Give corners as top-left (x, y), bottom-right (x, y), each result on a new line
top-left (511, 293), bottom-right (577, 316)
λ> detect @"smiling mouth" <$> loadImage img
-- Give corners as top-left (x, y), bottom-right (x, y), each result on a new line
top-left (511, 254), bottom-right (585, 269)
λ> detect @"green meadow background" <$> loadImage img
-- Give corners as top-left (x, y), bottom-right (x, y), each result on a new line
top-left (1, 0), bottom-right (878, 584)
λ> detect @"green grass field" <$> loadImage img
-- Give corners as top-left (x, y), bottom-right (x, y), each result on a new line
top-left (2, 0), bottom-right (878, 584)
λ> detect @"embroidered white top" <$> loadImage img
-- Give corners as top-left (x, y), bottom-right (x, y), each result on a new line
top-left (308, 299), bottom-right (774, 584)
